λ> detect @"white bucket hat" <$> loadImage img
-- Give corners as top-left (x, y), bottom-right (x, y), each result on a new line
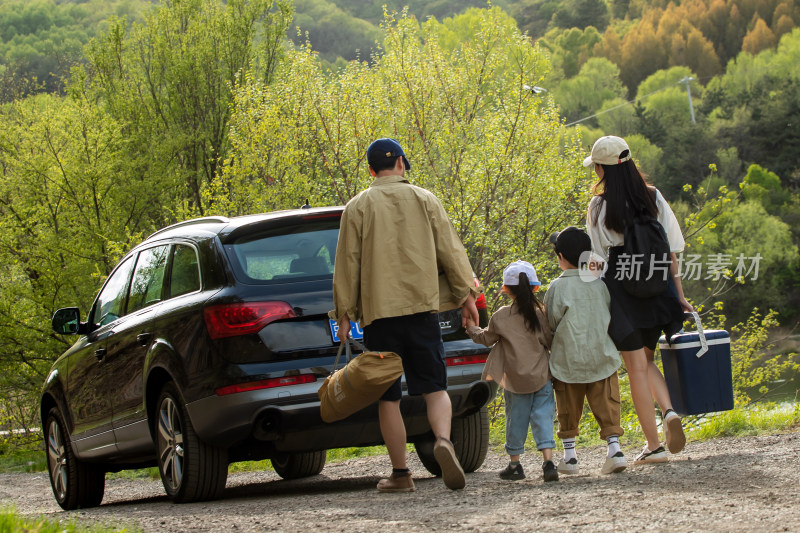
top-left (583, 135), bottom-right (632, 167)
top-left (502, 260), bottom-right (541, 286)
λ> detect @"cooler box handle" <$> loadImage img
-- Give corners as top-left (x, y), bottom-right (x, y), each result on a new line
top-left (670, 311), bottom-right (708, 358)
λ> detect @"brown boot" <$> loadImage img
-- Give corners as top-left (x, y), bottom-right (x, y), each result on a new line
top-left (377, 471), bottom-right (415, 493)
top-left (433, 438), bottom-right (466, 490)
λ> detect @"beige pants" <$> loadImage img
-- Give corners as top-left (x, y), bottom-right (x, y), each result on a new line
top-left (553, 372), bottom-right (624, 440)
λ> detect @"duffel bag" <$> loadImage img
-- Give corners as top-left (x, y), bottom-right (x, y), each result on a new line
top-left (318, 338), bottom-right (404, 423)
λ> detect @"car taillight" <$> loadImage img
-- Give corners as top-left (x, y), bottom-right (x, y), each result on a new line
top-left (204, 302), bottom-right (296, 339)
top-left (215, 374), bottom-right (317, 396)
top-left (474, 278), bottom-right (487, 310)
top-left (446, 354), bottom-right (488, 366)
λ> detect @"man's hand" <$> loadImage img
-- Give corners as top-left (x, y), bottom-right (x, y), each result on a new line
top-left (337, 313), bottom-right (351, 344)
top-left (460, 293), bottom-right (479, 329)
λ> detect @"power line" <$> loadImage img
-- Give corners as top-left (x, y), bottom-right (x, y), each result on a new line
top-left (562, 77), bottom-right (704, 127)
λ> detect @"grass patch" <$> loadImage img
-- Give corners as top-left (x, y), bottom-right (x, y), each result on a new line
top-left (228, 447), bottom-right (391, 475)
top-left (106, 467), bottom-right (160, 481)
top-left (0, 448), bottom-right (46, 473)
top-left (0, 506), bottom-right (138, 532)
top-left (327, 445), bottom-right (389, 462)
top-left (689, 403), bottom-right (800, 440)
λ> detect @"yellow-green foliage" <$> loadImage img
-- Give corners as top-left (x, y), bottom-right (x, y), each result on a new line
top-left (215, 7), bottom-right (590, 293)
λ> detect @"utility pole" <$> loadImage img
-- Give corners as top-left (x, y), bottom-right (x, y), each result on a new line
top-left (679, 76), bottom-right (696, 124)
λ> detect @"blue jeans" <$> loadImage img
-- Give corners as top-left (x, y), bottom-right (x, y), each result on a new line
top-left (504, 381), bottom-right (556, 455)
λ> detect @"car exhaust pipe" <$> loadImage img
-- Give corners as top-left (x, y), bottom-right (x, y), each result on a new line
top-left (453, 380), bottom-right (495, 418)
top-left (253, 411), bottom-right (282, 441)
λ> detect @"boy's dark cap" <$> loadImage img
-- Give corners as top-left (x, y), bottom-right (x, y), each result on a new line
top-left (367, 138), bottom-right (411, 170)
top-left (549, 226), bottom-right (592, 265)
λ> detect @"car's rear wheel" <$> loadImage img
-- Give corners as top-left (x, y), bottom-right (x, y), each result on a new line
top-left (415, 406), bottom-right (490, 476)
top-left (45, 407), bottom-right (105, 510)
top-left (271, 450), bottom-right (326, 480)
top-left (156, 383), bottom-right (228, 502)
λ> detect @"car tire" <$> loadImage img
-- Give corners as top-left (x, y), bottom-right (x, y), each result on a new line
top-left (45, 407), bottom-right (105, 510)
top-left (156, 383), bottom-right (228, 503)
top-left (414, 406), bottom-right (490, 476)
top-left (271, 450), bottom-right (326, 480)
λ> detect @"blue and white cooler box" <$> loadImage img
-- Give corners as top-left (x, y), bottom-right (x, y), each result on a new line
top-left (658, 312), bottom-right (734, 416)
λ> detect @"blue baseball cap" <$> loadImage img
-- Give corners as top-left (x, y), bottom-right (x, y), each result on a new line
top-left (367, 138), bottom-right (411, 170)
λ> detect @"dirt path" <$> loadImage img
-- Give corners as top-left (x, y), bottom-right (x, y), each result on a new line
top-left (3, 432), bottom-right (800, 532)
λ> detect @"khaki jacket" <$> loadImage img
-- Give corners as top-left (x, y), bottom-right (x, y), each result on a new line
top-left (330, 174), bottom-right (477, 327)
top-left (467, 303), bottom-right (552, 394)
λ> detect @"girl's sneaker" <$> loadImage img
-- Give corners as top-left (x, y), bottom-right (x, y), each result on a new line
top-left (542, 460), bottom-right (559, 482)
top-left (499, 463), bottom-right (525, 480)
top-left (558, 457), bottom-right (579, 475)
top-left (633, 445), bottom-right (668, 464)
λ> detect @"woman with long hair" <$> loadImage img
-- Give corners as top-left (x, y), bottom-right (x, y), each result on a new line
top-left (584, 136), bottom-right (693, 464)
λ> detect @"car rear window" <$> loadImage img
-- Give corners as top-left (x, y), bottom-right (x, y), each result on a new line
top-left (224, 220), bottom-right (339, 284)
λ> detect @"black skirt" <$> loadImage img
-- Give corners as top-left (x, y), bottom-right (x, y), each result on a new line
top-left (602, 246), bottom-right (684, 348)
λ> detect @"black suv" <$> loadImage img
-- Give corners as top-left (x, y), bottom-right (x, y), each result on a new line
top-left (42, 206), bottom-right (494, 509)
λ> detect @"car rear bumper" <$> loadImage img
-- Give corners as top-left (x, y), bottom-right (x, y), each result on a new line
top-left (186, 366), bottom-right (495, 451)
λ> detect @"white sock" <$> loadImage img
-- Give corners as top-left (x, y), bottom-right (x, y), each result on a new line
top-left (562, 438), bottom-right (577, 462)
top-left (664, 409), bottom-right (680, 421)
top-left (606, 435), bottom-right (621, 457)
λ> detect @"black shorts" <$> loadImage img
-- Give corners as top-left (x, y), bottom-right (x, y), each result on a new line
top-left (363, 311), bottom-right (447, 401)
top-left (616, 325), bottom-right (663, 352)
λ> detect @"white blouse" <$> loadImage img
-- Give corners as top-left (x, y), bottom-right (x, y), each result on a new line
top-left (586, 189), bottom-right (685, 261)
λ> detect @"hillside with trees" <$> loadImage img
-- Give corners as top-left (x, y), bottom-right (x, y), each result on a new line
top-left (0, 0), bottom-right (797, 445)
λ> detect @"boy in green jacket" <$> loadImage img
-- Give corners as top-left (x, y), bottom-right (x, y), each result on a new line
top-left (545, 227), bottom-right (627, 475)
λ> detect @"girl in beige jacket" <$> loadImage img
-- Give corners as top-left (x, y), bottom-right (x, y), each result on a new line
top-left (466, 261), bottom-right (558, 482)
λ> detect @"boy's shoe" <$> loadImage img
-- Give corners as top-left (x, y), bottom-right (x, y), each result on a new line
top-left (499, 463), bottom-right (525, 481)
top-left (542, 460), bottom-right (559, 482)
top-left (663, 409), bottom-right (686, 454)
top-left (600, 452), bottom-right (628, 474)
top-left (557, 457), bottom-right (579, 475)
top-left (633, 445), bottom-right (668, 464)
top-left (377, 472), bottom-right (416, 493)
top-left (433, 437), bottom-right (466, 490)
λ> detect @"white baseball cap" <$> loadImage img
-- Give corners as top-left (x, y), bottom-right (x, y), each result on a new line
top-left (582, 135), bottom-right (632, 167)
top-left (502, 260), bottom-right (541, 286)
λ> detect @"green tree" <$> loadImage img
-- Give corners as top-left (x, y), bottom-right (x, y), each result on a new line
top-left (0, 92), bottom-right (162, 403)
top-left (705, 28), bottom-right (800, 186)
top-left (596, 97), bottom-right (640, 137)
top-left (552, 0), bottom-right (609, 32)
top-left (290, 0), bottom-right (382, 62)
top-left (541, 26), bottom-right (603, 78)
top-left (83, 0), bottom-right (292, 219)
top-left (553, 57), bottom-right (626, 124)
top-left (214, 7), bottom-right (589, 299)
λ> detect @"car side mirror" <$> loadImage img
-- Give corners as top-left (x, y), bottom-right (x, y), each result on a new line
top-left (52, 307), bottom-right (86, 335)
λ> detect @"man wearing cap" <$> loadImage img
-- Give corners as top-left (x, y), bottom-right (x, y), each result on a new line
top-left (330, 137), bottom-right (481, 492)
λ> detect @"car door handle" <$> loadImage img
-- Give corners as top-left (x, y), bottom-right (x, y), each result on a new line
top-left (94, 348), bottom-right (107, 361)
top-left (137, 332), bottom-right (153, 346)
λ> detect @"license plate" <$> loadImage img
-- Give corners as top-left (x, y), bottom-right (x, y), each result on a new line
top-left (329, 319), bottom-right (364, 342)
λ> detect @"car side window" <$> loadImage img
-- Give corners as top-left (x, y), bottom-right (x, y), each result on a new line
top-left (127, 245), bottom-right (169, 314)
top-left (169, 244), bottom-right (200, 297)
top-left (93, 256), bottom-right (135, 327)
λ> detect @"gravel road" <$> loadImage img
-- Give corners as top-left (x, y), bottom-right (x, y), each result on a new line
top-left (3, 431), bottom-right (800, 532)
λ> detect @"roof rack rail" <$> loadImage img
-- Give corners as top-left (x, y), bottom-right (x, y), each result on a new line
top-left (146, 216), bottom-right (231, 240)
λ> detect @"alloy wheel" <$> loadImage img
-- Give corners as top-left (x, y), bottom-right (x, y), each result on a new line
top-left (158, 396), bottom-right (184, 491)
top-left (47, 418), bottom-right (68, 501)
